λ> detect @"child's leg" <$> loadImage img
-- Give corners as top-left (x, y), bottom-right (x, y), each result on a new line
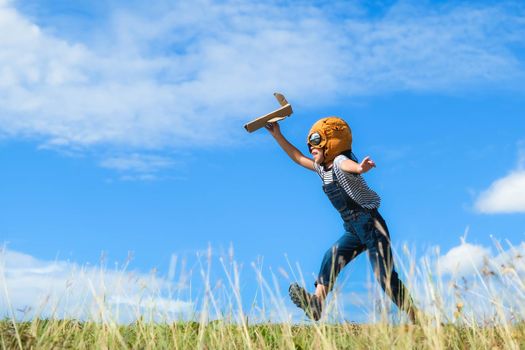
top-left (365, 215), bottom-right (417, 322)
top-left (316, 231), bottom-right (365, 302)
top-left (290, 232), bottom-right (365, 321)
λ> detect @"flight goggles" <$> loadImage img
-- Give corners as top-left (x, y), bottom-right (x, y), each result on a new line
top-left (307, 131), bottom-right (326, 149)
top-left (308, 132), bottom-right (322, 146)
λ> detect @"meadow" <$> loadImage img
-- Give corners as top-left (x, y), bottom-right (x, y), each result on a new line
top-left (2, 319), bottom-right (525, 349)
top-left (2, 241), bottom-right (525, 349)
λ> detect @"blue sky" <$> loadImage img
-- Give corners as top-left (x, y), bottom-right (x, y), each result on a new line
top-left (1, 0), bottom-right (525, 322)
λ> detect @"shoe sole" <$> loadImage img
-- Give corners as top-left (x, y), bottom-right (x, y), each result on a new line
top-left (288, 283), bottom-right (321, 321)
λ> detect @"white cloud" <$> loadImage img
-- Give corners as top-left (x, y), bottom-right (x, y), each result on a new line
top-left (369, 240), bottom-right (525, 323)
top-left (437, 242), bottom-right (491, 276)
top-left (0, 0), bottom-right (523, 154)
top-left (437, 239), bottom-right (525, 277)
top-left (0, 248), bottom-right (193, 322)
top-left (475, 171), bottom-right (525, 213)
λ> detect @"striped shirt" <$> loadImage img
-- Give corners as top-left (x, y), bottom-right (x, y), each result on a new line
top-left (314, 154), bottom-right (381, 209)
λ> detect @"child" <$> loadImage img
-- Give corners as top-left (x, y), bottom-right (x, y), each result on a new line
top-left (266, 117), bottom-right (417, 322)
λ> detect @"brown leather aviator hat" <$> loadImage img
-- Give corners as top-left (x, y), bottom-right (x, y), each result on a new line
top-left (307, 117), bottom-right (352, 164)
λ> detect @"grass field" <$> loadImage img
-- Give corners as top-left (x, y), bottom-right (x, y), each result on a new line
top-left (2, 319), bottom-right (525, 349)
top-left (2, 241), bottom-right (525, 349)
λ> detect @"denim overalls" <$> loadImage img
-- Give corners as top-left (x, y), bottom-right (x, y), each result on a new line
top-left (316, 169), bottom-right (413, 312)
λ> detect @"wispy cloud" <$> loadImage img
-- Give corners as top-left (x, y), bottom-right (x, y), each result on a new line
top-left (0, 248), bottom-right (193, 322)
top-left (0, 0), bottom-right (524, 152)
top-left (99, 153), bottom-right (178, 180)
top-left (100, 154), bottom-right (174, 172)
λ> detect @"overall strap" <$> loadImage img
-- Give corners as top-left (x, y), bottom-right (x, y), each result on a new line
top-left (331, 166), bottom-right (338, 182)
top-left (330, 165), bottom-right (362, 211)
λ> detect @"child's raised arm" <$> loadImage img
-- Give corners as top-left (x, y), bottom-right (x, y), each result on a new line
top-left (339, 156), bottom-right (376, 174)
top-left (265, 122), bottom-right (315, 171)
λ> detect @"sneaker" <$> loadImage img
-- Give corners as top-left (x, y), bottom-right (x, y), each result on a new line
top-left (288, 283), bottom-right (323, 321)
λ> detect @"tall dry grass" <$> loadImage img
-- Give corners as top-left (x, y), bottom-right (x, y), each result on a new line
top-left (2, 241), bottom-right (525, 349)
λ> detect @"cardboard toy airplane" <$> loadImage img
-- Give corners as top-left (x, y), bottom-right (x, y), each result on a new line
top-left (244, 93), bottom-right (293, 133)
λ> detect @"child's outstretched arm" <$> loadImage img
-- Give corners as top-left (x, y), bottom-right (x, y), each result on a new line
top-left (265, 122), bottom-right (315, 171)
top-left (339, 156), bottom-right (376, 174)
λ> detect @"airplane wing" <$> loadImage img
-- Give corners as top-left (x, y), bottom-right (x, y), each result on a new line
top-left (244, 93), bottom-right (293, 133)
